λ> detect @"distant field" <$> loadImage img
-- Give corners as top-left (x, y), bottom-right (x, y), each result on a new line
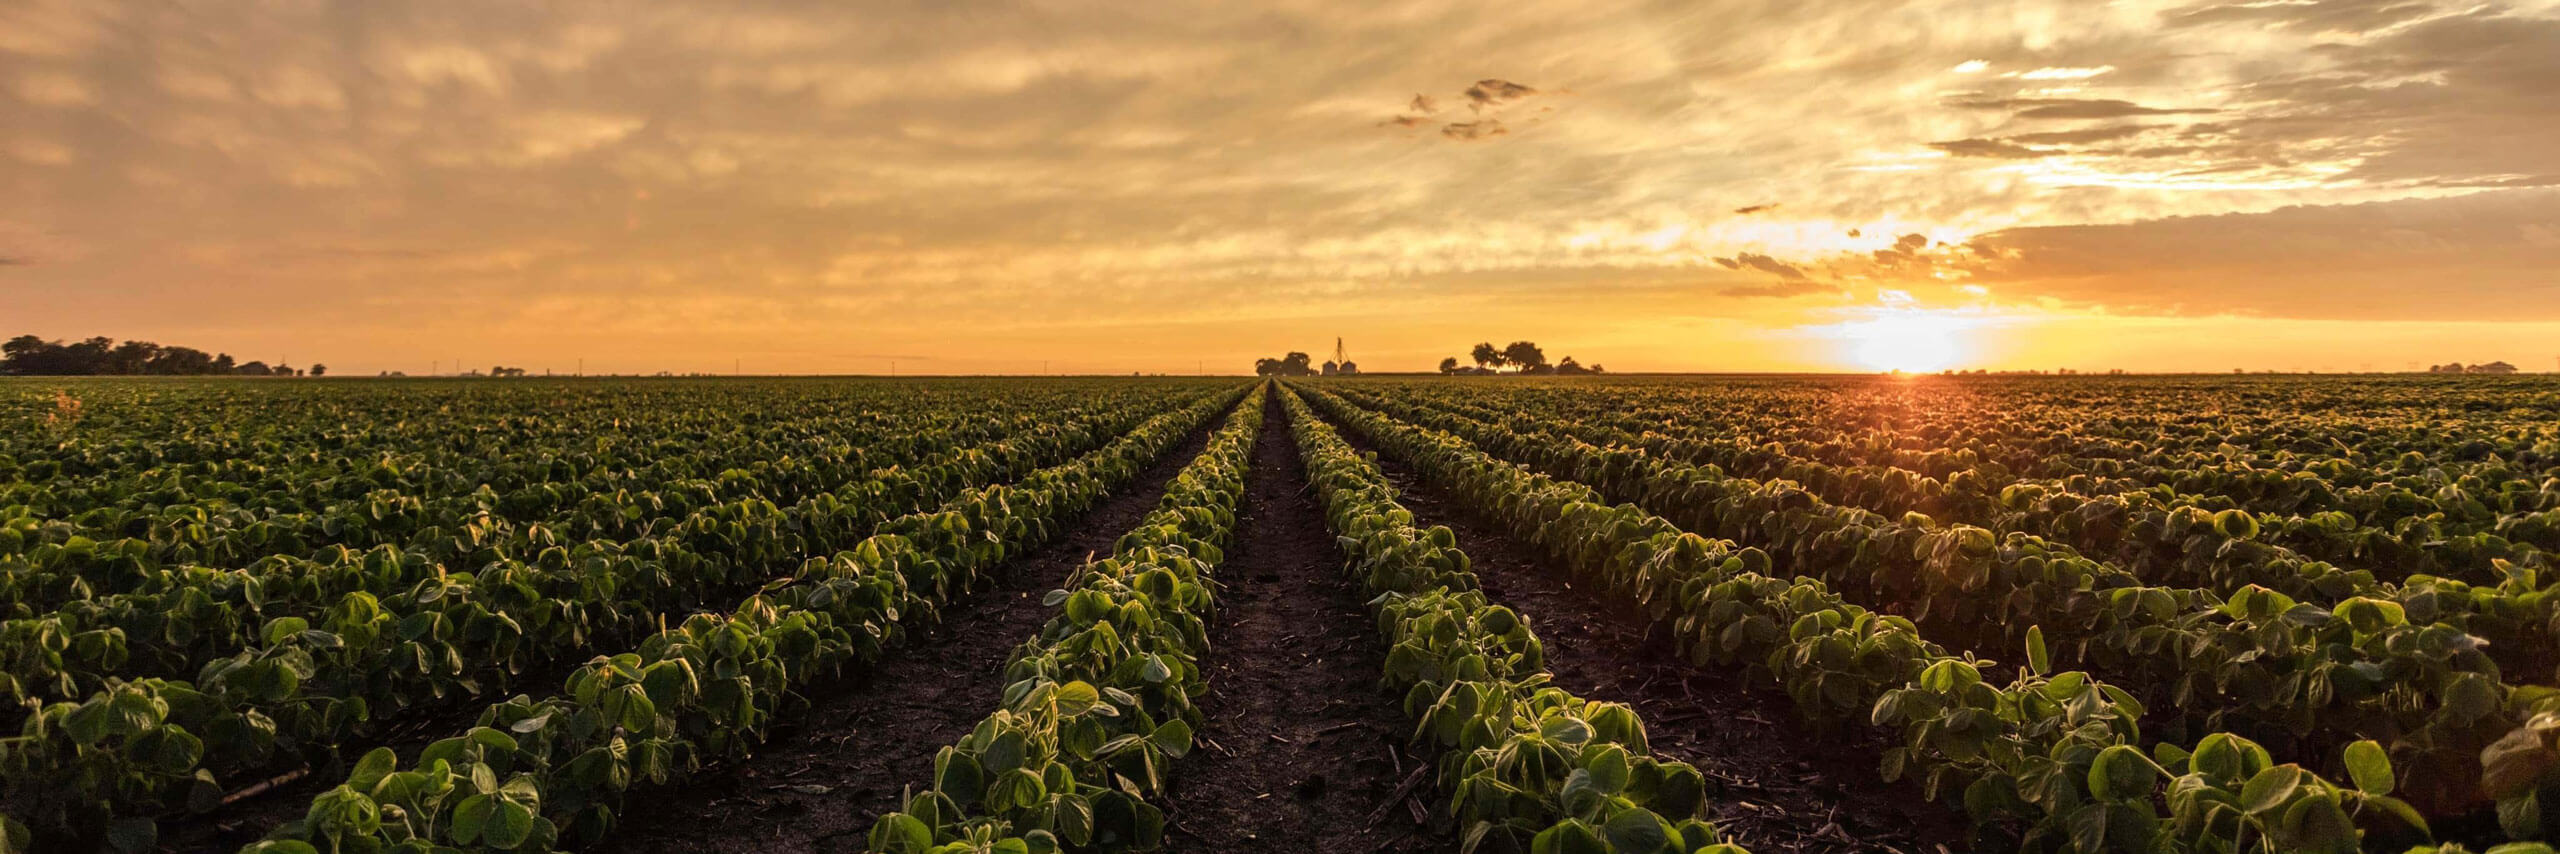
top-left (5, 374), bottom-right (2557, 854)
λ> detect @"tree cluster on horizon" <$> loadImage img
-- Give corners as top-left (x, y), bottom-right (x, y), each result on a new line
top-left (1253, 352), bottom-right (1318, 376)
top-left (2, 334), bottom-right (321, 376)
top-left (2429, 361), bottom-right (2519, 374)
top-left (1439, 341), bottom-right (1602, 375)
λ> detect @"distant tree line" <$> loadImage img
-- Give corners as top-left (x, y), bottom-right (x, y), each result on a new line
top-left (1439, 341), bottom-right (1602, 375)
top-left (3, 334), bottom-right (322, 377)
top-left (2430, 361), bottom-right (2518, 374)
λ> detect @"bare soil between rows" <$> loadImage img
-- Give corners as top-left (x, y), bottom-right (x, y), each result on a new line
top-left (1328, 407), bottom-right (1974, 854)
top-left (1160, 388), bottom-right (1438, 852)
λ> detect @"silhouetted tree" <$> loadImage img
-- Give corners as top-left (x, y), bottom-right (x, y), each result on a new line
top-left (310, 364), bottom-right (327, 376)
top-left (1557, 356), bottom-right (1586, 375)
top-left (236, 360), bottom-right (272, 376)
top-left (4, 335), bottom-right (61, 374)
top-left (1501, 341), bottom-right (1548, 373)
top-left (1470, 342), bottom-right (1503, 371)
top-left (1438, 357), bottom-right (1461, 374)
top-left (64, 337), bottom-right (113, 374)
top-left (107, 340), bottom-right (160, 374)
top-left (147, 347), bottom-right (214, 375)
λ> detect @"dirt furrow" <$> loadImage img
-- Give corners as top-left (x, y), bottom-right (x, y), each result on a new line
top-left (1160, 389), bottom-right (1437, 852)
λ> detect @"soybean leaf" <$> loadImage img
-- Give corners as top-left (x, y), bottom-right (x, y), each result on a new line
top-left (2342, 740), bottom-right (2393, 796)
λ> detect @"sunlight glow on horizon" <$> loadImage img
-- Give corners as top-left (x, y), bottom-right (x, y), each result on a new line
top-left (1824, 311), bottom-right (1979, 373)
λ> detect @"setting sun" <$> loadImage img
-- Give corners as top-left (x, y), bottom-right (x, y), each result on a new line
top-left (1835, 312), bottom-right (1971, 372)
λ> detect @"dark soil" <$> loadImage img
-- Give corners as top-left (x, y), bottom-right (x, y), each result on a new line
top-left (1161, 390), bottom-right (1438, 853)
top-left (541, 418), bottom-right (1220, 854)
top-left (1333, 414), bottom-right (1973, 854)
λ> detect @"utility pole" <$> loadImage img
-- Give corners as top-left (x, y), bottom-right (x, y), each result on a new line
top-left (577, 358), bottom-right (583, 377)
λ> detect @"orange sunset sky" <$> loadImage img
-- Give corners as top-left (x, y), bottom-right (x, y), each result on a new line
top-left (5, 0), bottom-right (2559, 375)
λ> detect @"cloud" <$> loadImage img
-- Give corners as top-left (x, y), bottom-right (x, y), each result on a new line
top-left (1716, 251), bottom-right (1829, 297)
top-left (1871, 233), bottom-right (1934, 266)
top-left (1714, 252), bottom-right (1810, 281)
top-left (1388, 78), bottom-right (1542, 139)
top-left (1721, 280), bottom-right (1827, 298)
top-left (1463, 78), bottom-right (1535, 110)
top-left (2006, 125), bottom-right (2152, 145)
top-left (1733, 203), bottom-right (1780, 215)
top-left (2163, 0), bottom-right (2442, 34)
top-left (1924, 6), bottom-right (2560, 192)
top-left (1928, 138), bottom-right (2057, 159)
top-left (11, 72), bottom-right (95, 106)
top-left (1951, 97), bottom-right (2217, 119)
top-left (2011, 66), bottom-right (2114, 80)
top-left (1966, 190), bottom-right (2560, 321)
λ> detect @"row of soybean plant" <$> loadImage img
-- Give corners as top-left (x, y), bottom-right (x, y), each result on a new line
top-left (1282, 385), bottom-right (1750, 854)
top-left (1318, 383), bottom-right (2547, 835)
top-left (207, 386), bottom-right (1247, 854)
top-left (3, 386), bottom-right (1164, 712)
top-left (1297, 382), bottom-right (2448, 854)
top-left (3, 390), bottom-right (1213, 851)
top-left (864, 383), bottom-right (1269, 853)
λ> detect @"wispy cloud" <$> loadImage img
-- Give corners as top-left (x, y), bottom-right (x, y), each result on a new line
top-left (1949, 97), bottom-right (2217, 119)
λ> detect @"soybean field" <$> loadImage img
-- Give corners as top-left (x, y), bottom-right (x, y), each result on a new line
top-left (6, 374), bottom-right (2560, 854)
